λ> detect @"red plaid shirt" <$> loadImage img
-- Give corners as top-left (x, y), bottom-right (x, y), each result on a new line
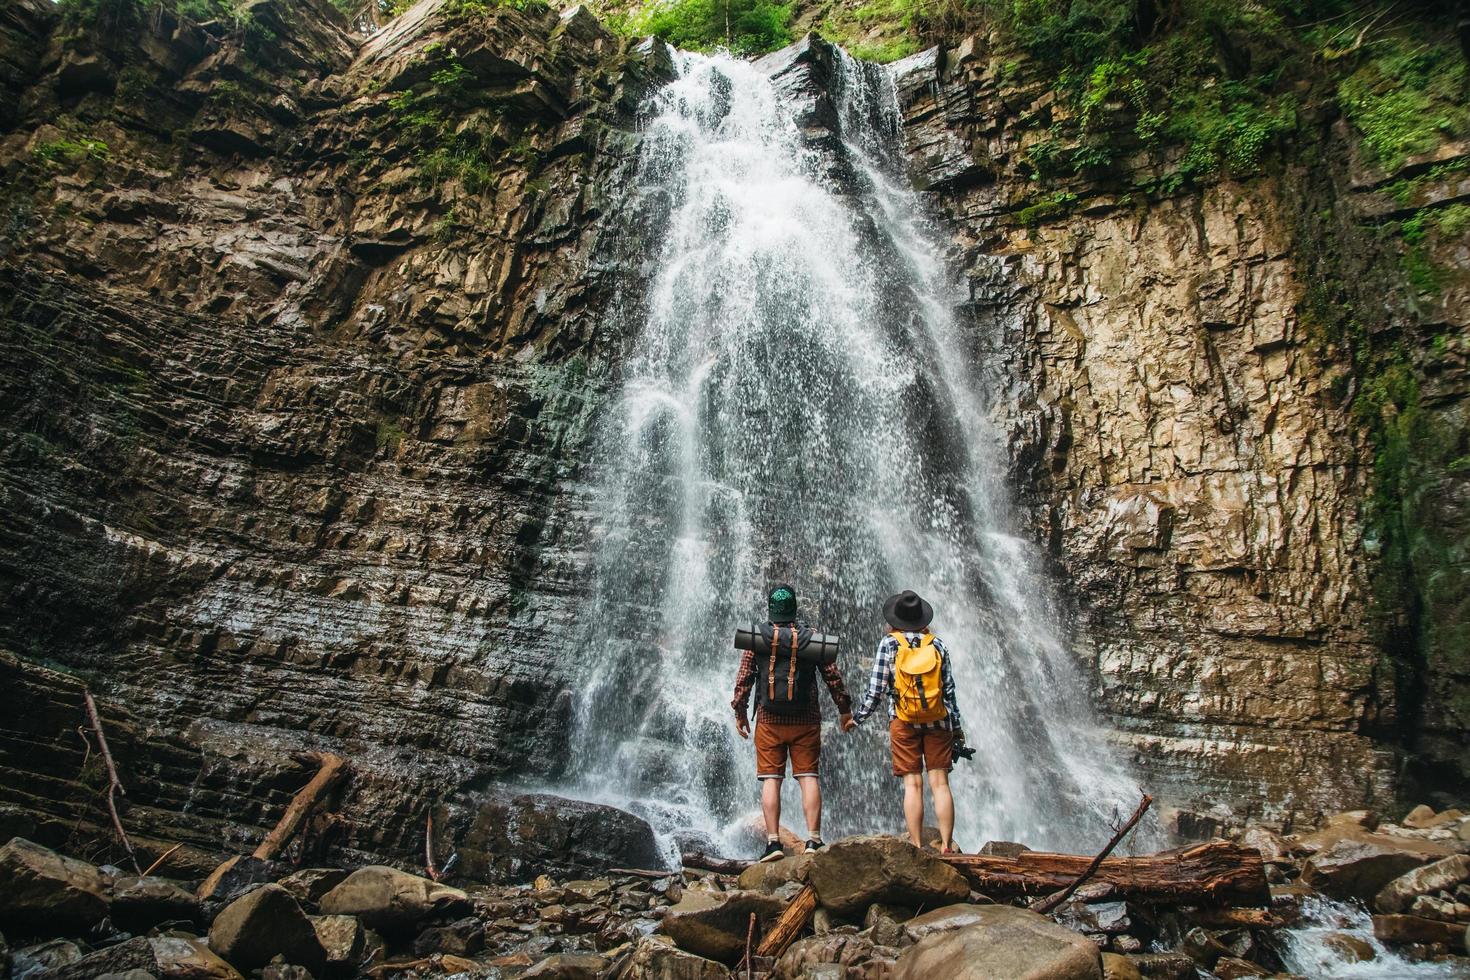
top-left (732, 648), bottom-right (853, 727)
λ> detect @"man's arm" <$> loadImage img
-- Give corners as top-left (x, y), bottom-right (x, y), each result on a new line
top-left (937, 638), bottom-right (963, 733)
top-left (852, 638), bottom-right (894, 724)
top-left (732, 649), bottom-right (756, 737)
top-left (819, 662), bottom-right (855, 730)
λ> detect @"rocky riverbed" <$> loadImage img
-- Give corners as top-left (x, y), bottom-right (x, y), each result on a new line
top-left (4, 802), bottom-right (1469, 979)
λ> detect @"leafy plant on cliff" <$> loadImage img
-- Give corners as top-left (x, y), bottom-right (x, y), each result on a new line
top-left (617, 0), bottom-right (793, 55)
top-left (1336, 33), bottom-right (1469, 173)
top-left (385, 58), bottom-right (499, 194)
top-left (32, 136), bottom-right (111, 168)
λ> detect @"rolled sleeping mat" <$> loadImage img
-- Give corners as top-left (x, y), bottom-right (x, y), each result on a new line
top-left (733, 628), bottom-right (839, 665)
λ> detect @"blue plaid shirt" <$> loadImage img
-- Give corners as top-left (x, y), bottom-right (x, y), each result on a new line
top-left (853, 631), bottom-right (963, 733)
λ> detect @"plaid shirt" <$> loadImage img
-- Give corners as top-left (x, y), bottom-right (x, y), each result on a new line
top-left (853, 631), bottom-right (963, 733)
top-left (732, 645), bottom-right (853, 727)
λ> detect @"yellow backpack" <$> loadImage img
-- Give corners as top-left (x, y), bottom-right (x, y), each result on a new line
top-left (892, 631), bottom-right (947, 724)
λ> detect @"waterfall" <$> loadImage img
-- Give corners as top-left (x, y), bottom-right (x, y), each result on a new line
top-left (561, 45), bottom-right (1148, 857)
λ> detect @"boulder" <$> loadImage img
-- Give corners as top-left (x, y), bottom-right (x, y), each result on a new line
top-left (659, 888), bottom-right (785, 962)
top-left (807, 836), bottom-right (969, 915)
top-left (1321, 931), bottom-right (1375, 962)
top-left (412, 915), bottom-right (485, 956)
top-left (1211, 956), bottom-right (1264, 980)
top-left (1373, 913), bottom-right (1468, 950)
top-left (1237, 827), bottom-right (1296, 867)
top-left (1299, 828), bottom-right (1456, 900)
top-left (622, 936), bottom-right (729, 980)
top-left (1402, 804), bottom-right (1438, 829)
top-left (737, 853), bottom-right (812, 894)
top-left (902, 903), bottom-right (993, 943)
top-left (310, 914), bottom-right (364, 969)
top-left (0, 838), bottom-right (110, 931)
top-left (1409, 895), bottom-right (1470, 921)
top-left (458, 792), bottom-right (664, 882)
top-left (1375, 854), bottom-right (1470, 913)
top-left (980, 841), bottom-right (1034, 857)
top-left (892, 906), bottom-right (1103, 980)
top-left (1121, 952), bottom-right (1196, 980)
top-left (208, 885), bottom-right (326, 975)
top-left (318, 866), bottom-right (472, 935)
top-left (149, 936), bottom-right (243, 979)
top-left (522, 951), bottom-right (611, 978)
top-left (1100, 952), bottom-right (1143, 980)
top-left (11, 939), bottom-right (85, 977)
top-left (110, 876), bottom-right (203, 931)
top-left (774, 932), bottom-right (899, 980)
top-left (278, 869), bottom-right (350, 908)
top-left (51, 937), bottom-right (155, 979)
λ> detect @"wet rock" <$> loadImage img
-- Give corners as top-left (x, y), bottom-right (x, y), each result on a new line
top-left (200, 857), bottom-right (295, 907)
top-left (902, 903), bottom-right (992, 943)
top-left (458, 793), bottom-right (663, 882)
top-left (51, 937), bottom-right (156, 979)
top-left (774, 932), bottom-right (898, 980)
top-left (0, 837), bottom-right (110, 931)
top-left (1321, 931), bottom-right (1375, 961)
top-left (208, 884), bottom-right (327, 975)
top-left (1408, 895), bottom-right (1470, 921)
top-left (737, 853), bottom-right (812, 894)
top-left (412, 915), bottom-right (485, 956)
top-left (1299, 828), bottom-right (1456, 900)
top-left (111, 877), bottom-right (203, 932)
top-left (1121, 951), bottom-right (1197, 979)
top-left (318, 866), bottom-right (472, 935)
top-left (659, 889), bottom-right (784, 963)
top-left (1100, 951), bottom-right (1143, 979)
top-left (1211, 956), bottom-right (1264, 980)
top-left (563, 879), bottom-right (612, 901)
top-left (147, 935), bottom-right (244, 979)
top-left (1238, 827), bottom-right (1297, 867)
top-left (95, 971), bottom-right (158, 980)
top-left (1402, 805), bottom-right (1438, 829)
top-left (863, 902), bottom-right (913, 946)
top-left (622, 936), bottom-right (729, 979)
top-left (278, 870), bottom-right (351, 909)
top-left (522, 951), bottom-right (610, 978)
top-left (891, 906), bottom-right (1103, 980)
top-left (1375, 854), bottom-right (1470, 912)
top-left (807, 836), bottom-right (969, 915)
top-left (980, 840), bottom-right (1033, 857)
top-left (12, 939), bottom-right (85, 978)
top-left (310, 914), bottom-right (364, 970)
top-left (1372, 913), bottom-right (1469, 950)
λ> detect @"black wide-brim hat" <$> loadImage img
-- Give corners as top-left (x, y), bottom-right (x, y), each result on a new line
top-left (883, 590), bottom-right (933, 631)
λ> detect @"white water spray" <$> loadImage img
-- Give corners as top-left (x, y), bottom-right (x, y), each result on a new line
top-left (563, 46), bottom-right (1147, 856)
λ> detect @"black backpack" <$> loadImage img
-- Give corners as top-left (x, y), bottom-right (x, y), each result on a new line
top-left (754, 621), bottom-right (817, 715)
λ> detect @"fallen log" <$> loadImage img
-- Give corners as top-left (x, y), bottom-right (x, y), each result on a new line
top-left (756, 884), bottom-right (816, 960)
top-left (198, 751), bottom-right (347, 900)
top-left (682, 852), bottom-right (749, 875)
top-left (1031, 794), bottom-right (1152, 914)
top-left (940, 840), bottom-right (1270, 908)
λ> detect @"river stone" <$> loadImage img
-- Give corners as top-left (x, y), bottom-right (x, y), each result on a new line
top-left (1299, 829), bottom-right (1456, 900)
top-left (458, 792), bottom-right (663, 882)
top-left (891, 906), bottom-right (1103, 980)
top-left (659, 888), bottom-right (784, 962)
top-left (50, 937), bottom-right (155, 979)
top-left (277, 869), bottom-right (350, 908)
top-left (737, 853), bottom-right (812, 893)
top-left (902, 903), bottom-right (992, 943)
top-left (622, 936), bottom-right (729, 979)
top-left (807, 836), bottom-right (969, 915)
top-left (310, 914), bottom-right (364, 967)
top-left (111, 876), bottom-right (203, 931)
top-left (1321, 931), bottom-right (1375, 961)
top-left (1211, 956), bottom-right (1264, 980)
top-left (412, 915), bottom-right (485, 956)
top-left (1121, 952), bottom-right (1196, 979)
top-left (11, 939), bottom-right (85, 977)
top-left (0, 838), bottom-right (110, 931)
top-left (1372, 913), bottom-right (1468, 950)
top-left (1375, 854), bottom-right (1470, 912)
top-left (1402, 804), bottom-right (1438, 828)
top-left (208, 884), bottom-right (326, 974)
top-left (774, 932), bottom-right (899, 980)
top-left (522, 951), bottom-right (611, 978)
top-left (318, 866), bottom-right (471, 934)
top-left (1100, 952), bottom-right (1143, 980)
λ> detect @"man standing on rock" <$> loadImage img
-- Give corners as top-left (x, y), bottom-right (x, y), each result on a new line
top-left (853, 589), bottom-right (966, 853)
top-left (732, 583), bottom-right (856, 862)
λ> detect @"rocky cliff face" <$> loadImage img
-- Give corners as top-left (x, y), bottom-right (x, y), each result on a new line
top-left (892, 34), bottom-right (1470, 822)
top-left (0, 0), bottom-right (1463, 874)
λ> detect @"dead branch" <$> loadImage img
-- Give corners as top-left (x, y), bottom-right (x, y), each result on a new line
top-left (425, 813), bottom-right (439, 881)
top-left (756, 883), bottom-right (817, 960)
top-left (1031, 794), bottom-right (1153, 915)
top-left (83, 689), bottom-right (140, 874)
top-left (739, 912), bottom-right (756, 979)
top-left (143, 843), bottom-right (183, 877)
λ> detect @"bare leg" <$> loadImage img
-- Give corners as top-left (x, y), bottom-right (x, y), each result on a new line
top-left (797, 775), bottom-right (822, 839)
top-left (902, 772), bottom-right (924, 847)
top-left (761, 778), bottom-right (782, 838)
top-left (928, 768), bottom-right (955, 851)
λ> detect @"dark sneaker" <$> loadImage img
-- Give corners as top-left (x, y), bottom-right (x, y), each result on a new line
top-left (804, 838), bottom-right (826, 852)
top-left (758, 841), bottom-right (785, 863)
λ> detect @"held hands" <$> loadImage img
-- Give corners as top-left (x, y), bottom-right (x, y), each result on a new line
top-left (735, 715), bottom-right (750, 739)
top-left (840, 713), bottom-right (857, 733)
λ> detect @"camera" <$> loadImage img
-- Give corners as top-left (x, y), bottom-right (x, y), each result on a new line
top-left (953, 741), bottom-right (976, 763)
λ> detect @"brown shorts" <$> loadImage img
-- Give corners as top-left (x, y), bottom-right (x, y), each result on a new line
top-left (755, 720), bottom-right (821, 779)
top-left (890, 719), bottom-right (953, 776)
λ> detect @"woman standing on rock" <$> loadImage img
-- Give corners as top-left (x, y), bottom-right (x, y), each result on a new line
top-left (853, 590), bottom-right (967, 854)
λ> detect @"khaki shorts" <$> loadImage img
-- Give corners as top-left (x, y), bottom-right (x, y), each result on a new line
top-left (755, 720), bottom-right (821, 779)
top-left (889, 719), bottom-right (953, 776)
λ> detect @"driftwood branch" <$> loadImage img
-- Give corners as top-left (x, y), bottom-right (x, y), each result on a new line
top-left (83, 689), bottom-right (140, 874)
top-left (739, 912), bottom-right (756, 979)
top-left (940, 839), bottom-right (1270, 908)
top-left (1031, 794), bottom-right (1153, 915)
top-left (756, 883), bottom-right (817, 960)
top-left (426, 813), bottom-right (440, 881)
top-left (143, 843), bottom-right (183, 877)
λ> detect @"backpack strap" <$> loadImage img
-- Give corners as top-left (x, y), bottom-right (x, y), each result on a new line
top-left (768, 624), bottom-right (780, 704)
top-left (785, 623), bottom-right (799, 701)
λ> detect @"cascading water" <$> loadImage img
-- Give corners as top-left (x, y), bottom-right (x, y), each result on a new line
top-left (562, 45), bottom-right (1148, 857)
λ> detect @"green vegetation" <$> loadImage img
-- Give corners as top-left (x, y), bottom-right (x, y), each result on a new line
top-left (32, 136), bottom-right (110, 167)
top-left (375, 420), bottom-right (406, 453)
top-left (386, 59), bottom-right (499, 193)
top-left (1337, 33), bottom-right (1469, 172)
top-left (614, 0), bottom-right (793, 55)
